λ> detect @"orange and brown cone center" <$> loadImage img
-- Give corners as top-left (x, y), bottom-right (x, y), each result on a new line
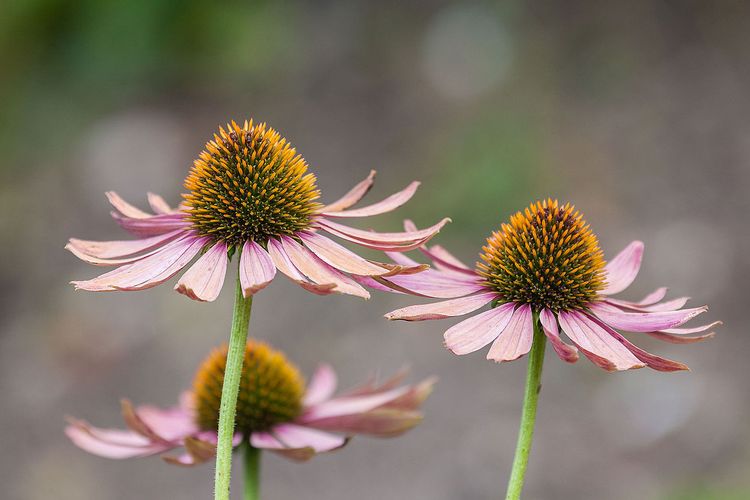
top-left (477, 199), bottom-right (606, 312)
top-left (192, 340), bottom-right (306, 434)
top-left (183, 120), bottom-right (321, 247)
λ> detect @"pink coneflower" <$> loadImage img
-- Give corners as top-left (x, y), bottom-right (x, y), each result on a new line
top-left (66, 340), bottom-right (435, 466)
top-left (67, 120), bottom-right (448, 302)
top-left (383, 200), bottom-right (718, 371)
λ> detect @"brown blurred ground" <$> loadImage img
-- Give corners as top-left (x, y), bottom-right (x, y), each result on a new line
top-left (0, 1), bottom-right (748, 499)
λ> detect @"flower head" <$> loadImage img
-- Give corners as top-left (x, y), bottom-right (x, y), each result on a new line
top-left (67, 119), bottom-right (449, 302)
top-left (66, 339), bottom-right (435, 464)
top-left (383, 199), bottom-right (719, 371)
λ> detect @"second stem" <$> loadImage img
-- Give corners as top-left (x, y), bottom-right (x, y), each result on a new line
top-left (214, 269), bottom-right (254, 500)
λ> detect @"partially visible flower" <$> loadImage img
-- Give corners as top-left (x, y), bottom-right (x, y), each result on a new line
top-left (383, 200), bottom-right (719, 371)
top-left (66, 340), bottom-right (435, 464)
top-left (67, 120), bottom-right (448, 302)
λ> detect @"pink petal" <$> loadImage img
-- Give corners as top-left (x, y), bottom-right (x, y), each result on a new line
top-left (65, 420), bottom-right (170, 459)
top-left (605, 296), bottom-right (690, 312)
top-left (660, 320), bottom-right (723, 335)
top-left (317, 217), bottom-right (450, 245)
top-left (299, 232), bottom-right (394, 276)
top-left (602, 241), bottom-right (644, 295)
top-left (113, 212), bottom-right (191, 237)
top-left (162, 437), bottom-right (217, 466)
top-left (385, 292), bottom-right (496, 321)
top-left (539, 309), bottom-right (579, 363)
top-left (487, 303), bottom-right (534, 363)
top-left (319, 169), bottom-right (377, 213)
top-left (174, 242), bottom-right (229, 302)
top-left (66, 229), bottom-right (185, 260)
top-left (304, 409), bottom-right (423, 437)
top-left (589, 303), bottom-right (708, 332)
top-left (239, 240), bottom-right (276, 297)
top-left (645, 331), bottom-right (716, 344)
top-left (106, 191), bottom-right (152, 218)
top-left (72, 236), bottom-right (206, 292)
top-left (147, 192), bottom-right (174, 214)
top-left (377, 376), bottom-right (437, 411)
top-left (321, 181), bottom-right (420, 217)
top-left (280, 236), bottom-right (370, 299)
top-left (266, 239), bottom-right (337, 295)
top-left (303, 386), bottom-right (413, 422)
top-left (376, 266), bottom-right (484, 298)
top-left (304, 364), bottom-right (338, 406)
top-left (401, 220), bottom-right (475, 276)
top-left (586, 314), bottom-right (689, 371)
top-left (251, 425), bottom-right (347, 458)
top-left (443, 302), bottom-right (516, 355)
top-left (134, 406), bottom-right (199, 442)
top-left (558, 311), bottom-right (644, 371)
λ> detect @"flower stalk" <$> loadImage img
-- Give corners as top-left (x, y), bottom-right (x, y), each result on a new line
top-left (243, 444), bottom-right (261, 500)
top-left (215, 267), bottom-right (254, 500)
top-left (505, 312), bottom-right (546, 500)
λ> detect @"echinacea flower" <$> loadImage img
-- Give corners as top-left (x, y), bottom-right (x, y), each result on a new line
top-left (383, 200), bottom-right (719, 371)
top-left (67, 120), bottom-right (449, 302)
top-left (66, 340), bottom-right (435, 464)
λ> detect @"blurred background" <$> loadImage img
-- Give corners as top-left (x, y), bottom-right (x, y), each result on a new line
top-left (1, 1), bottom-right (748, 498)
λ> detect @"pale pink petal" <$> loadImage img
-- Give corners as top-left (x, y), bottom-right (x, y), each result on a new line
top-left (384, 251), bottom-right (421, 267)
top-left (586, 314), bottom-right (689, 371)
top-left (66, 229), bottom-right (185, 260)
top-left (316, 217), bottom-right (450, 247)
top-left (377, 376), bottom-right (437, 411)
top-left (280, 236), bottom-right (370, 299)
top-left (589, 303), bottom-right (708, 332)
top-left (605, 296), bottom-right (690, 312)
top-left (444, 302), bottom-right (516, 355)
top-left (72, 236), bottom-right (206, 292)
top-left (65, 420), bottom-right (171, 459)
top-left (66, 239), bottom-right (180, 267)
top-left (135, 406), bottom-right (199, 442)
top-left (162, 437), bottom-right (217, 466)
top-left (147, 193), bottom-right (174, 214)
top-left (645, 331), bottom-right (716, 344)
top-left (304, 364), bottom-right (338, 406)
top-left (251, 425), bottom-right (347, 458)
top-left (660, 320), bottom-right (723, 335)
top-left (539, 309), bottom-right (579, 363)
top-left (378, 270), bottom-right (485, 299)
top-left (610, 287), bottom-right (668, 307)
top-left (602, 241), bottom-right (644, 295)
top-left (385, 292), bottom-right (496, 321)
top-left (106, 191), bottom-right (152, 218)
top-left (299, 232), bottom-right (394, 276)
top-left (321, 181), bottom-right (420, 218)
top-left (239, 240), bottom-right (276, 297)
top-left (266, 239), bottom-right (337, 295)
top-left (113, 212), bottom-right (191, 237)
top-left (319, 170), bottom-right (377, 213)
top-left (558, 311), bottom-right (645, 371)
top-left (174, 242), bottom-right (229, 302)
top-left (351, 275), bottom-right (405, 294)
top-left (304, 409), bottom-right (423, 437)
top-left (487, 303), bottom-right (534, 363)
top-left (302, 386), bottom-right (413, 422)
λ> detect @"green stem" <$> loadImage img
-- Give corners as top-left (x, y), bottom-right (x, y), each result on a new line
top-left (214, 269), bottom-right (253, 500)
top-left (243, 444), bottom-right (261, 500)
top-left (505, 312), bottom-right (547, 500)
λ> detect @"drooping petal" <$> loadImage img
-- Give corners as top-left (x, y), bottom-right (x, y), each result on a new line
top-left (539, 308), bottom-right (579, 363)
top-left (601, 241), bottom-right (644, 295)
top-left (299, 232), bottom-right (395, 276)
top-left (147, 192), bottom-right (174, 214)
top-left (302, 386), bottom-right (414, 422)
top-left (558, 311), bottom-right (644, 371)
top-left (174, 242), bottom-right (229, 302)
top-left (280, 236), bottom-right (370, 299)
top-left (605, 296), bottom-right (690, 312)
top-left (589, 303), bottom-right (708, 332)
top-left (113, 212), bottom-right (190, 237)
top-left (250, 425), bottom-right (347, 461)
top-left (659, 320), bottom-right (723, 335)
top-left (66, 229), bottom-right (185, 260)
top-left (239, 240), bottom-right (277, 297)
top-left (266, 239), bottom-right (337, 295)
top-left (321, 181), bottom-right (420, 217)
top-left (487, 304), bottom-right (534, 363)
top-left (134, 405), bottom-right (199, 442)
top-left (65, 420), bottom-right (172, 459)
top-left (319, 170), bottom-right (376, 213)
top-left (402, 220), bottom-right (476, 276)
top-left (304, 364), bottom-right (338, 406)
top-left (645, 331), bottom-right (716, 344)
top-left (385, 292), bottom-right (496, 321)
top-left (604, 287), bottom-right (668, 308)
top-left (162, 437), bottom-right (217, 466)
top-left (586, 314), bottom-right (689, 371)
top-left (377, 270), bottom-right (485, 299)
top-left (315, 217), bottom-right (450, 251)
top-left (106, 191), bottom-right (152, 219)
top-left (304, 408), bottom-right (423, 437)
top-left (72, 236), bottom-right (206, 292)
top-left (443, 302), bottom-right (516, 355)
